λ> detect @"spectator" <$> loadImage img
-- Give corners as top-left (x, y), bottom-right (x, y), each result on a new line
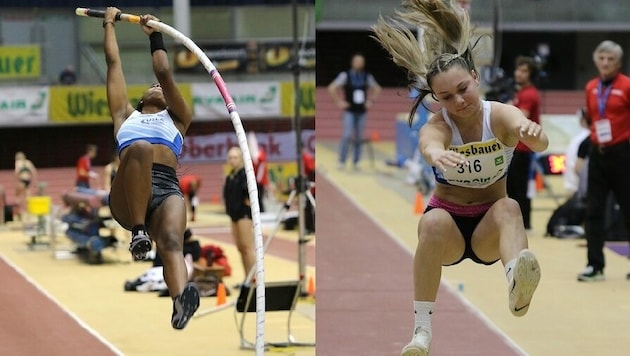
top-left (507, 56), bottom-right (541, 230)
top-left (577, 40), bottom-right (630, 282)
top-left (59, 65), bottom-right (77, 85)
top-left (302, 148), bottom-right (315, 234)
top-left (563, 108), bottom-right (591, 196)
top-left (253, 145), bottom-right (269, 213)
top-left (179, 174), bottom-right (202, 222)
top-left (327, 53), bottom-right (381, 170)
top-left (223, 146), bottom-right (255, 283)
top-left (14, 151), bottom-right (37, 220)
top-left (76, 144), bottom-right (98, 189)
top-left (248, 131), bottom-right (270, 212)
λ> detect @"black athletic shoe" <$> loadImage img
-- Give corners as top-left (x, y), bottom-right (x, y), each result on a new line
top-left (577, 266), bottom-right (604, 282)
top-left (129, 231), bottom-right (152, 261)
top-left (171, 283), bottom-right (200, 330)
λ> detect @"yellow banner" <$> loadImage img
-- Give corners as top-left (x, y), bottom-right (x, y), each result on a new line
top-left (280, 81), bottom-right (315, 117)
top-left (0, 46), bottom-right (41, 79)
top-left (49, 84), bottom-right (192, 123)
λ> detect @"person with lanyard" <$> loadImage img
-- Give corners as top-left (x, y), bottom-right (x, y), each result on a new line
top-left (578, 40), bottom-right (630, 282)
top-left (102, 7), bottom-right (199, 328)
top-left (327, 53), bottom-right (381, 170)
top-left (373, 1), bottom-right (548, 354)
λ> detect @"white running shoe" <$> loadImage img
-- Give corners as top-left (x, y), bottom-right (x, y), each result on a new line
top-left (508, 249), bottom-right (541, 317)
top-left (401, 327), bottom-right (431, 356)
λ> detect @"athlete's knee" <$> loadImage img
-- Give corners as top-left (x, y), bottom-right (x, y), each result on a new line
top-left (156, 231), bottom-right (183, 254)
top-left (417, 209), bottom-right (452, 244)
top-left (125, 140), bottom-right (153, 158)
top-left (493, 198), bottom-right (522, 219)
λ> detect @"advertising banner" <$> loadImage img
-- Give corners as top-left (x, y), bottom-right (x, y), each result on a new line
top-left (280, 81), bottom-right (315, 117)
top-left (180, 130), bottom-right (315, 163)
top-left (0, 45), bottom-right (41, 79)
top-left (192, 82), bottom-right (280, 120)
top-left (175, 43), bottom-right (249, 74)
top-left (259, 41), bottom-right (315, 72)
top-left (49, 84), bottom-right (192, 123)
top-left (174, 40), bottom-right (315, 74)
top-left (0, 86), bottom-right (49, 126)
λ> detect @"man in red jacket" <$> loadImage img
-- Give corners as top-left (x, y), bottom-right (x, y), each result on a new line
top-left (253, 146), bottom-right (269, 213)
top-left (76, 144), bottom-right (98, 189)
top-left (507, 56), bottom-right (541, 230)
top-left (578, 40), bottom-right (630, 282)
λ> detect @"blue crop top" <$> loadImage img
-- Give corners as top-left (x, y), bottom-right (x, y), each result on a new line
top-left (116, 109), bottom-right (184, 157)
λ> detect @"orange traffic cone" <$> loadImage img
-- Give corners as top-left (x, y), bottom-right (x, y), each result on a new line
top-left (216, 282), bottom-right (227, 306)
top-left (307, 276), bottom-right (316, 297)
top-left (535, 172), bottom-right (544, 192)
top-left (414, 192), bottom-right (424, 215)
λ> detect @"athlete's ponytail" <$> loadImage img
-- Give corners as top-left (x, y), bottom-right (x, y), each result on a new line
top-left (373, 0), bottom-right (477, 126)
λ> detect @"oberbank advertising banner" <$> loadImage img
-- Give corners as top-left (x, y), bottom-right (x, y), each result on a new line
top-left (49, 84), bottom-right (192, 123)
top-left (180, 130), bottom-right (315, 163)
top-left (0, 86), bottom-right (49, 126)
top-left (192, 82), bottom-right (280, 120)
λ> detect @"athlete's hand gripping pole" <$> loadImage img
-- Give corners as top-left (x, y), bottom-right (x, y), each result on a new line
top-left (75, 7), bottom-right (141, 24)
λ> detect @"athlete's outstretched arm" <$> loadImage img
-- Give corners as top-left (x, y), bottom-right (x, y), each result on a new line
top-left (419, 114), bottom-right (467, 172)
top-left (496, 102), bottom-right (549, 153)
top-left (140, 15), bottom-right (193, 133)
top-left (104, 7), bottom-right (134, 132)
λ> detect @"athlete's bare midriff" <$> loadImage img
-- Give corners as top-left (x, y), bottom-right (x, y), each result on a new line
top-left (120, 143), bottom-right (179, 169)
top-left (432, 176), bottom-right (507, 206)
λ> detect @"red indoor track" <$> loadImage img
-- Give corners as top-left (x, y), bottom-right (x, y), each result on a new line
top-left (0, 257), bottom-right (117, 355)
top-left (316, 173), bottom-right (521, 355)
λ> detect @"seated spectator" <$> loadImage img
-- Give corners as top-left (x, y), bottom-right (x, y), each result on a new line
top-left (59, 65), bottom-right (77, 85)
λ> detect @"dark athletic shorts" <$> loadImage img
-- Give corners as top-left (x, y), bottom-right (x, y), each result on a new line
top-left (424, 205), bottom-right (500, 266)
top-left (228, 205), bottom-right (252, 223)
top-left (111, 163), bottom-right (184, 231)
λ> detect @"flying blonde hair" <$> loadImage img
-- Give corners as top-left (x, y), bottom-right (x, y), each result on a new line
top-left (373, 0), bottom-right (478, 125)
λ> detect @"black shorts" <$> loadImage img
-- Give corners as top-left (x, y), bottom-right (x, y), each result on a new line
top-left (20, 179), bottom-right (31, 188)
top-left (424, 206), bottom-right (500, 266)
top-left (227, 205), bottom-right (252, 223)
top-left (111, 163), bottom-right (183, 230)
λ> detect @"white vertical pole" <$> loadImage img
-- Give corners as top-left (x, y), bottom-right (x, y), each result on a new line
top-left (173, 0), bottom-right (191, 42)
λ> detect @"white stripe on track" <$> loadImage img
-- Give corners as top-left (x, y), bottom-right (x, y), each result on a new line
top-left (320, 171), bottom-right (528, 356)
top-left (0, 252), bottom-right (124, 356)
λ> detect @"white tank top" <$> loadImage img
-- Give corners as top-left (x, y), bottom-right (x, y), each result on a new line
top-left (116, 109), bottom-right (184, 157)
top-left (432, 100), bottom-right (515, 188)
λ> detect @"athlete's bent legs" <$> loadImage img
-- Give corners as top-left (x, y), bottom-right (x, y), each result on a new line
top-left (471, 197), bottom-right (541, 317)
top-left (110, 141), bottom-right (152, 228)
top-left (150, 195), bottom-right (199, 329)
top-left (403, 208), bottom-right (465, 356)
